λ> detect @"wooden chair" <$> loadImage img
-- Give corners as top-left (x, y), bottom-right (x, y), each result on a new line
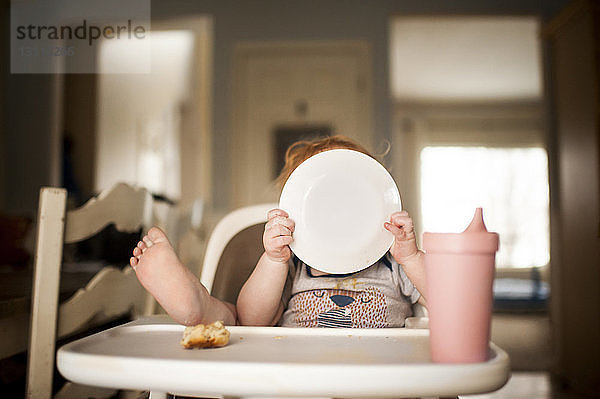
top-left (26, 183), bottom-right (162, 398)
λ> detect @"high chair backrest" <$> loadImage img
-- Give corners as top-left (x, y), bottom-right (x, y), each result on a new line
top-left (200, 203), bottom-right (277, 303)
top-left (26, 183), bottom-right (160, 398)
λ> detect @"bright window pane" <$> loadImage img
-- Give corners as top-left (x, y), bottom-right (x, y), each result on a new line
top-left (420, 146), bottom-right (549, 268)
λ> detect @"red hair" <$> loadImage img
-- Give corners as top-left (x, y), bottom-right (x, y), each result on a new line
top-left (275, 135), bottom-right (375, 190)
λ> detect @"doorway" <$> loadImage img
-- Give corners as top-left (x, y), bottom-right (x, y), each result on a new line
top-left (231, 41), bottom-right (373, 207)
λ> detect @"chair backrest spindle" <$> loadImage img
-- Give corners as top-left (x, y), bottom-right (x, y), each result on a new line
top-left (26, 188), bottom-right (67, 399)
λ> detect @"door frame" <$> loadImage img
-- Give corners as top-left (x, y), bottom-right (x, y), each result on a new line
top-left (231, 40), bottom-right (374, 208)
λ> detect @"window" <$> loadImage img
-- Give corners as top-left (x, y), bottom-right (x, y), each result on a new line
top-left (390, 15), bottom-right (547, 270)
top-left (420, 146), bottom-right (549, 268)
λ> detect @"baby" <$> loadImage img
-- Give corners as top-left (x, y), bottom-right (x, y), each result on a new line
top-left (130, 136), bottom-right (426, 327)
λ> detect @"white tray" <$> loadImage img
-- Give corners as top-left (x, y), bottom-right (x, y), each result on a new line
top-left (58, 315), bottom-right (510, 398)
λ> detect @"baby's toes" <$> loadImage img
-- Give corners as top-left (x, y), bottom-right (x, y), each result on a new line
top-left (133, 247), bottom-right (142, 257)
top-left (142, 235), bottom-right (154, 248)
top-left (130, 256), bottom-right (138, 268)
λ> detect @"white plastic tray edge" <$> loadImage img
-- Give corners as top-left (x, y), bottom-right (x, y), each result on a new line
top-left (57, 315), bottom-right (510, 398)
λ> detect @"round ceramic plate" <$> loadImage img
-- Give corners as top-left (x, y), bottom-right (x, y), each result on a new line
top-left (279, 149), bottom-right (401, 274)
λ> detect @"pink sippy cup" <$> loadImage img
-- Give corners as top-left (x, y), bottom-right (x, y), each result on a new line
top-left (423, 208), bottom-right (499, 363)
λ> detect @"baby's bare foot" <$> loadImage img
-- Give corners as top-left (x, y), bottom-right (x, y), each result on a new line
top-left (129, 227), bottom-right (197, 313)
top-left (129, 227), bottom-right (231, 326)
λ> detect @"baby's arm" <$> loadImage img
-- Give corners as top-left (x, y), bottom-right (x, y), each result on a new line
top-left (384, 211), bottom-right (427, 306)
top-left (236, 209), bottom-right (294, 326)
top-left (130, 227), bottom-right (237, 326)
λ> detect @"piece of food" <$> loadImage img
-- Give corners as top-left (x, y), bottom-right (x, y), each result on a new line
top-left (180, 321), bottom-right (230, 349)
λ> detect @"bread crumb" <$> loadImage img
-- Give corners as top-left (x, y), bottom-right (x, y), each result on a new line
top-left (180, 321), bottom-right (230, 349)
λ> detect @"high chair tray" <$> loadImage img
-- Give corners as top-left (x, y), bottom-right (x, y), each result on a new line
top-left (57, 315), bottom-right (510, 398)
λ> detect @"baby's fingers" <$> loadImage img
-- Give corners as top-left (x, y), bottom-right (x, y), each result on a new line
top-left (264, 209), bottom-right (295, 263)
top-left (385, 212), bottom-right (417, 243)
top-left (384, 221), bottom-right (405, 239)
top-left (264, 231), bottom-right (293, 263)
top-left (267, 208), bottom-right (288, 221)
top-left (270, 234), bottom-right (293, 248)
top-left (265, 223), bottom-right (293, 240)
top-left (266, 215), bottom-right (295, 233)
top-left (390, 213), bottom-right (414, 230)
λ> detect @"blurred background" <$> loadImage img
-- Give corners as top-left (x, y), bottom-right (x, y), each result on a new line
top-left (1, 0), bottom-right (599, 398)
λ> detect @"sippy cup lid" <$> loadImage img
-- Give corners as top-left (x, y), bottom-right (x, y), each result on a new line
top-left (422, 208), bottom-right (499, 254)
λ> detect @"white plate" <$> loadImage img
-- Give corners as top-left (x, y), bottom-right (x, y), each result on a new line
top-left (279, 149), bottom-right (401, 274)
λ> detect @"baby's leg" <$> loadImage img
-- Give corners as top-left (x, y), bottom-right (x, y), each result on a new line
top-left (130, 227), bottom-right (236, 325)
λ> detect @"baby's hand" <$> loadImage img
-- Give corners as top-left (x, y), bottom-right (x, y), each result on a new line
top-left (263, 209), bottom-right (295, 263)
top-left (384, 211), bottom-right (419, 265)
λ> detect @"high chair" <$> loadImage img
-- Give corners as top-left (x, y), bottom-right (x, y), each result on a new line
top-left (26, 183), bottom-right (174, 399)
top-left (200, 203), bottom-right (277, 303)
top-left (54, 201), bottom-right (508, 398)
top-left (199, 202), bottom-right (428, 324)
